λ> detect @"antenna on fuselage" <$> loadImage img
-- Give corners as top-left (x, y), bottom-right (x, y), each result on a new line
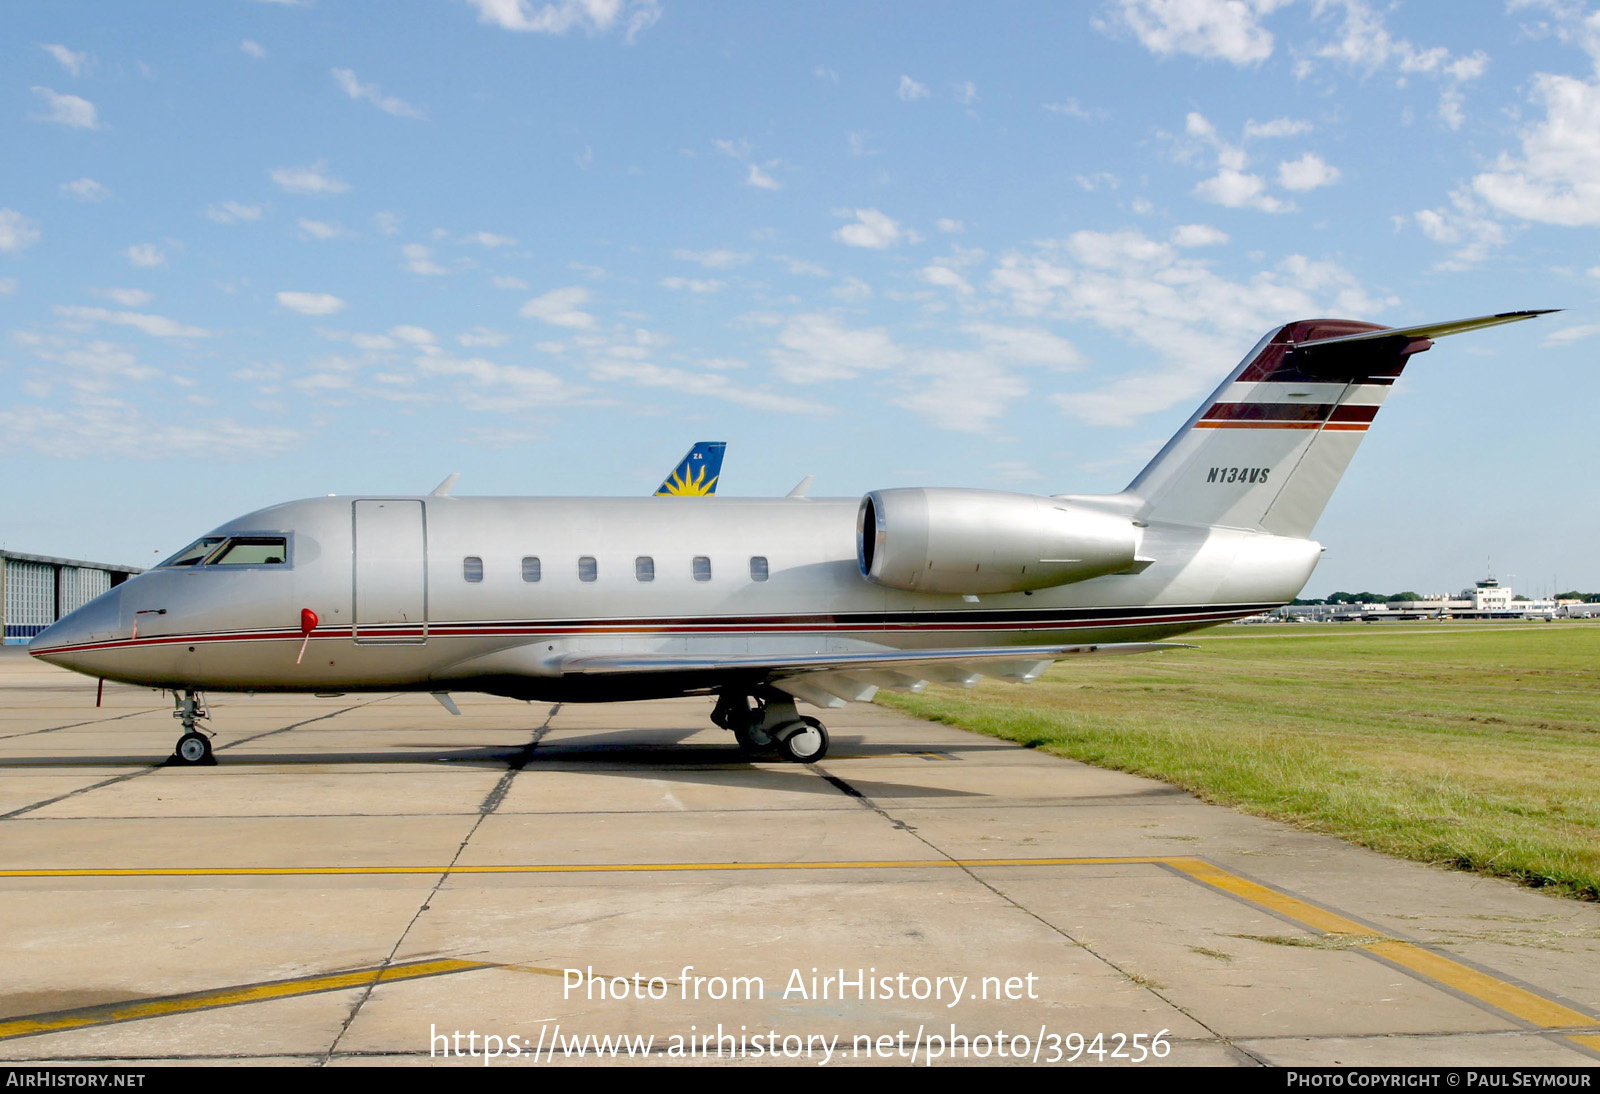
top-left (431, 473), bottom-right (460, 497)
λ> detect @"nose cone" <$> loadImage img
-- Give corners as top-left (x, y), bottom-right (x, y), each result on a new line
top-left (30, 585), bottom-right (125, 671)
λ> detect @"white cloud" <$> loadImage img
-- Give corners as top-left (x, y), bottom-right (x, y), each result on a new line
top-left (919, 265), bottom-right (974, 294)
top-left (390, 325), bottom-right (436, 344)
top-left (673, 248), bottom-right (751, 268)
top-left (0, 210), bottom-right (43, 255)
top-left (241, 39), bottom-right (266, 59)
top-left (1543, 323), bottom-right (1600, 347)
top-left (416, 354), bottom-right (585, 411)
top-left (96, 288), bottom-right (154, 307)
top-left (831, 276), bottom-right (873, 302)
top-left (0, 278), bottom-right (19, 295)
top-left (987, 228), bottom-right (1393, 425)
top-left (60, 177), bottom-right (109, 202)
top-left (953, 80), bottom-right (978, 105)
top-left (897, 75), bottom-right (930, 101)
top-left (770, 313), bottom-right (904, 383)
top-left (1195, 167), bottom-right (1292, 212)
top-left (1171, 223), bottom-right (1229, 247)
top-left (963, 322), bottom-right (1082, 369)
top-left (373, 211), bottom-right (400, 235)
top-left (660, 277), bottom-right (726, 293)
top-left (1308, 0), bottom-right (1488, 127)
top-left (833, 208), bottom-right (915, 249)
top-left (30, 87), bottom-right (98, 129)
top-left (1096, 0), bottom-right (1288, 65)
top-left (465, 0), bottom-right (661, 40)
top-left (53, 305), bottom-right (210, 338)
top-left (492, 274), bottom-right (531, 290)
top-left (270, 162), bottom-right (351, 194)
top-left (520, 285), bottom-right (595, 328)
top-left (1472, 72), bottom-right (1600, 227)
top-left (205, 201), bottom-right (264, 224)
top-left (402, 243), bottom-right (448, 275)
top-left (332, 68), bottom-right (426, 119)
top-left (937, 218), bottom-right (966, 233)
top-left (1183, 112), bottom-right (1296, 212)
top-left (1044, 99), bottom-right (1106, 120)
top-left (746, 164), bottom-right (781, 190)
top-left (41, 44), bottom-right (90, 77)
top-left (1412, 189), bottom-right (1507, 269)
top-left (277, 291), bottom-right (347, 316)
top-left (1243, 117), bottom-right (1312, 140)
top-left (1277, 152), bottom-right (1341, 191)
top-left (125, 243), bottom-right (165, 267)
top-left (584, 358), bottom-right (829, 415)
top-left (458, 327), bottom-right (509, 347)
top-left (298, 218), bottom-right (346, 240)
top-left (465, 231), bottom-right (517, 248)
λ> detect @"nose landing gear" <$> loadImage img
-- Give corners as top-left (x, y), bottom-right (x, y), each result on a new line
top-left (711, 687), bottom-right (830, 763)
top-left (169, 690), bottom-right (215, 766)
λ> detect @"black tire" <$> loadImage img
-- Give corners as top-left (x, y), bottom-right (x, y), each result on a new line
top-left (778, 717), bottom-right (828, 763)
top-left (174, 732), bottom-right (212, 765)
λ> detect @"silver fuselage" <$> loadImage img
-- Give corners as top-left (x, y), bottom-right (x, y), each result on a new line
top-left (29, 494), bottom-right (1319, 700)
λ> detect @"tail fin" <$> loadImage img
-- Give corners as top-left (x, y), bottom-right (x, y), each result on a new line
top-left (655, 441), bottom-right (727, 496)
top-left (1124, 311), bottom-right (1553, 537)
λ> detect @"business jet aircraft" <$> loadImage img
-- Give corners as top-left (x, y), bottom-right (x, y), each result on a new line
top-left (30, 311), bottom-right (1549, 766)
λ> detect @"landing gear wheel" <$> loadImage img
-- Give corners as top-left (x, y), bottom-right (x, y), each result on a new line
top-left (778, 716), bottom-right (829, 763)
top-left (174, 731), bottom-right (213, 766)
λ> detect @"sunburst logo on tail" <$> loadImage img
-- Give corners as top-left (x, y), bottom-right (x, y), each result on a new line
top-left (657, 464), bottom-right (719, 496)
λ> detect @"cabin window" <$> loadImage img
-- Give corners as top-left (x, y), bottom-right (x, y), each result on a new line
top-left (521, 556), bottom-right (541, 582)
top-left (750, 556), bottom-right (769, 582)
top-left (693, 556), bottom-right (712, 582)
top-left (579, 556), bottom-right (598, 582)
top-left (635, 556), bottom-right (655, 582)
top-left (209, 537), bottom-right (289, 566)
top-left (463, 556), bottom-right (483, 583)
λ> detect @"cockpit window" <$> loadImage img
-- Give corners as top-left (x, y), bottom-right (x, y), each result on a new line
top-left (158, 536), bottom-right (226, 568)
top-left (207, 537), bottom-right (289, 566)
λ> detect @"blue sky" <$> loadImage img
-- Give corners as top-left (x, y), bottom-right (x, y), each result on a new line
top-left (2, 0), bottom-right (1597, 597)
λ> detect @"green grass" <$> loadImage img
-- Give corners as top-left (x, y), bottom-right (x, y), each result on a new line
top-left (877, 621), bottom-right (1600, 901)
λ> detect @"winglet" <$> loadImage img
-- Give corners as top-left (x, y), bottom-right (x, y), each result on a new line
top-left (431, 473), bottom-right (460, 497)
top-left (787, 475), bottom-right (815, 499)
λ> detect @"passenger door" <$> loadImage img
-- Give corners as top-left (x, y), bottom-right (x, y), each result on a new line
top-left (352, 499), bottom-right (427, 643)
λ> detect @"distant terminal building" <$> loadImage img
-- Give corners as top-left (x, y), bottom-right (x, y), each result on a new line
top-left (1277, 577), bottom-right (1571, 623)
top-left (1, 550), bottom-right (142, 645)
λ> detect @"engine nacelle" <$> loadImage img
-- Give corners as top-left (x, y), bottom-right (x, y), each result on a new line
top-left (857, 488), bottom-right (1140, 595)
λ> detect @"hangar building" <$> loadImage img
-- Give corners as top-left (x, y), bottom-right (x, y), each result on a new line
top-left (1, 550), bottom-right (142, 645)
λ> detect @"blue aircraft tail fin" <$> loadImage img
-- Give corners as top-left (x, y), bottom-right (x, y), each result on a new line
top-left (655, 442), bottom-right (726, 496)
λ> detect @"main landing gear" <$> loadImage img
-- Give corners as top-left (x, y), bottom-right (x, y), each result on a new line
top-left (711, 687), bottom-right (830, 763)
top-left (169, 689), bottom-right (216, 766)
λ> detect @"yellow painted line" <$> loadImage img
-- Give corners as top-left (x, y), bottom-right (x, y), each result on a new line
top-left (1168, 857), bottom-right (1600, 1045)
top-left (5, 855), bottom-right (1597, 1048)
top-left (1363, 941), bottom-right (1598, 1030)
top-left (0, 857), bottom-right (1172, 879)
top-left (1163, 856), bottom-right (1377, 936)
top-left (0, 958), bottom-right (490, 1042)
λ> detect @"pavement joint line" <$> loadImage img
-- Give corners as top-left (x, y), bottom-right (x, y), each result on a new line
top-left (0, 958), bottom-right (491, 1042)
top-left (11, 853), bottom-right (1590, 1051)
top-left (319, 703), bottom-right (561, 1066)
top-left (0, 707), bottom-right (163, 742)
top-left (0, 697), bottom-right (394, 821)
top-left (812, 763), bottom-right (1264, 1063)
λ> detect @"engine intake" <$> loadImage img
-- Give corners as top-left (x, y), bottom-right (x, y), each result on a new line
top-left (858, 488), bottom-right (1139, 595)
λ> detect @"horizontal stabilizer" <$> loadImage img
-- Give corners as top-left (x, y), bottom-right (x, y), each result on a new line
top-left (1295, 310), bottom-right (1558, 348)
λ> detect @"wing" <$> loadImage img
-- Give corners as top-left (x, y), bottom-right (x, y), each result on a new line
top-left (557, 641), bottom-right (1189, 708)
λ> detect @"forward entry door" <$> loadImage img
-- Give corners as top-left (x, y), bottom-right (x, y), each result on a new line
top-left (352, 499), bottom-right (427, 643)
